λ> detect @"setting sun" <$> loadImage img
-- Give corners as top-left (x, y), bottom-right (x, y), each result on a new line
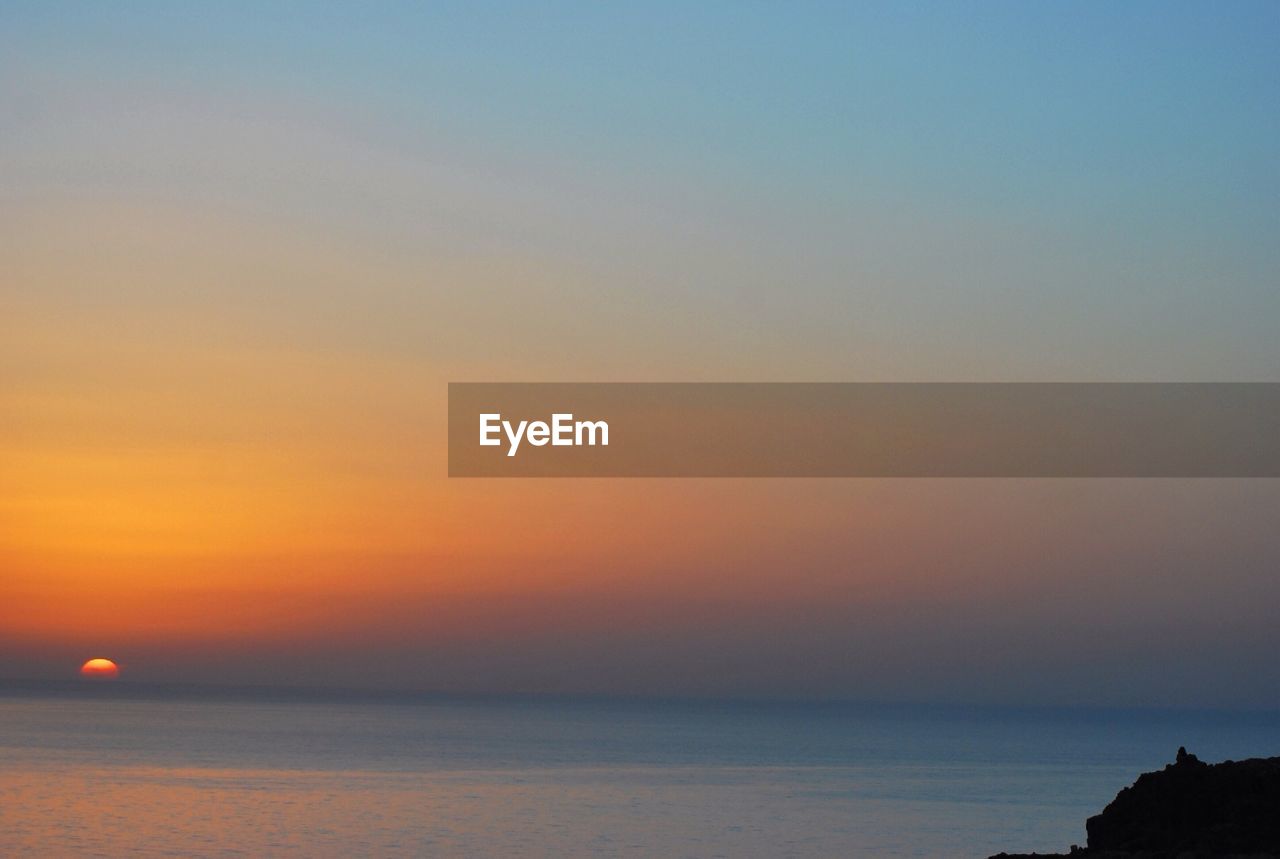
top-left (79, 658), bottom-right (120, 680)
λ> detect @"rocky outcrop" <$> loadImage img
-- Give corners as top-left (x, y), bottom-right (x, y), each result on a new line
top-left (992, 748), bottom-right (1280, 858)
top-left (1085, 747), bottom-right (1280, 856)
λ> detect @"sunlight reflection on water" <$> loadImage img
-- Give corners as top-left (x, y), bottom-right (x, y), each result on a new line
top-left (1, 695), bottom-right (1277, 857)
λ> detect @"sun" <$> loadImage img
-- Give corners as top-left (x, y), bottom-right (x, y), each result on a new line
top-left (80, 658), bottom-right (120, 680)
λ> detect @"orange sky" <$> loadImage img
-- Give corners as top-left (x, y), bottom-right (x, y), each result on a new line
top-left (5, 206), bottom-right (1280, 705)
top-left (4, 5), bottom-right (1280, 707)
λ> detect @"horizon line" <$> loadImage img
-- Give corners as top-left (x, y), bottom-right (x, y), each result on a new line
top-left (4, 676), bottom-right (1280, 719)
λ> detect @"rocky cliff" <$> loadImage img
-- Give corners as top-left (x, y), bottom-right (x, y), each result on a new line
top-left (992, 748), bottom-right (1280, 858)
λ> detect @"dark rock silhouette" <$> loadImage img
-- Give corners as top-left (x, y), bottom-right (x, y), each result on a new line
top-left (991, 749), bottom-right (1280, 858)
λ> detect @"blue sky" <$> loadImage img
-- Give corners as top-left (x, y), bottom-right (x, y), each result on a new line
top-left (5, 2), bottom-right (1277, 379)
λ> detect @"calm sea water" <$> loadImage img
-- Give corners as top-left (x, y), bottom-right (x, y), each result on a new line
top-left (1, 689), bottom-right (1278, 857)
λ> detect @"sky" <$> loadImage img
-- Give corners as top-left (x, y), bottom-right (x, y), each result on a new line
top-left (2, 1), bottom-right (1279, 708)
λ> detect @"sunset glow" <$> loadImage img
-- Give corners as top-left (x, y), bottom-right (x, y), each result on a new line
top-left (0, 2), bottom-right (1277, 712)
top-left (79, 658), bottom-right (120, 680)
top-left (2, 5), bottom-right (1279, 857)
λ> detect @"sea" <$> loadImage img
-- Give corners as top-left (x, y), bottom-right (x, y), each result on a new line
top-left (2, 686), bottom-right (1278, 857)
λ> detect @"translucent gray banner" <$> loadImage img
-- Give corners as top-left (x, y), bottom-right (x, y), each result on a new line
top-left (448, 383), bottom-right (1280, 477)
